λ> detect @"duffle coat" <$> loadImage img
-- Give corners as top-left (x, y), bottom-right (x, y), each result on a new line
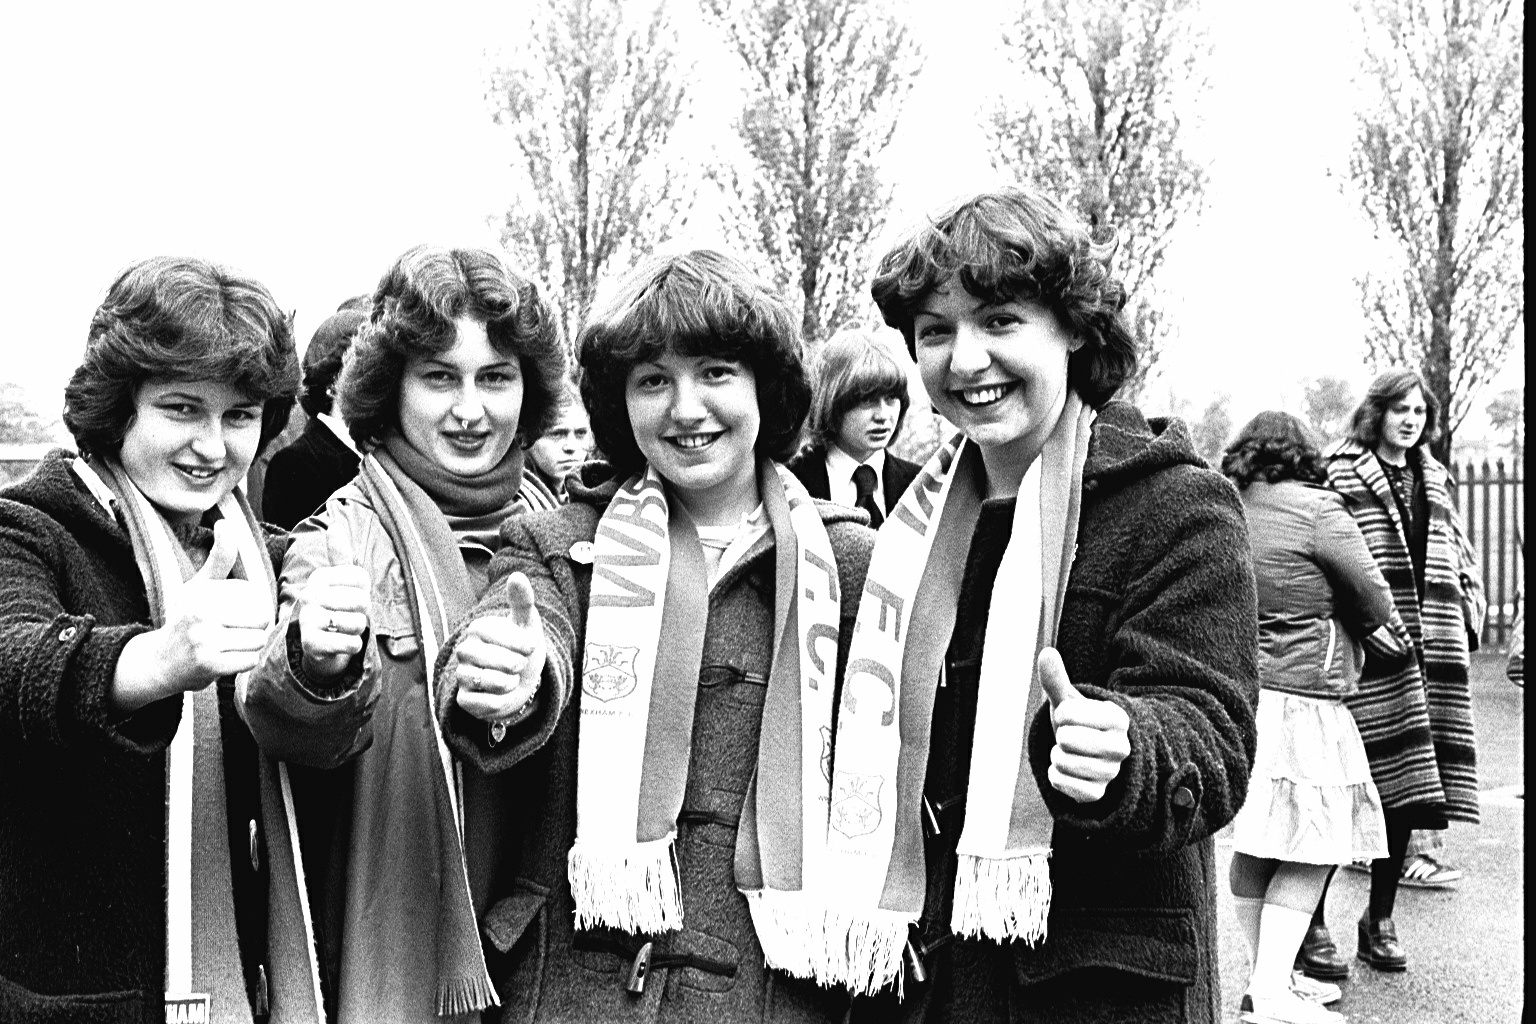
top-left (438, 466), bottom-right (875, 1024)
top-left (869, 402), bottom-right (1260, 1024)
top-left (0, 451), bottom-right (282, 1024)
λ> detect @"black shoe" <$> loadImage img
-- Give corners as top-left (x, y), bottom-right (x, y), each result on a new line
top-left (1294, 922), bottom-right (1350, 981)
top-left (1357, 914), bottom-right (1408, 972)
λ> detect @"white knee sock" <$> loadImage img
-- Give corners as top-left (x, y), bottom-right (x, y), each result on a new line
top-left (1249, 903), bottom-right (1314, 996)
top-left (1233, 895), bottom-right (1263, 964)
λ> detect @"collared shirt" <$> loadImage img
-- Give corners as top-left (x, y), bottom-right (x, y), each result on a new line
top-left (317, 411), bottom-right (360, 455)
top-left (695, 503), bottom-right (769, 589)
top-left (825, 444), bottom-right (887, 514)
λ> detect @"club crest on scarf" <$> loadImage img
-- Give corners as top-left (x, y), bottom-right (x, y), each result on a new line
top-left (583, 643), bottom-right (641, 702)
top-left (831, 770), bottom-right (884, 838)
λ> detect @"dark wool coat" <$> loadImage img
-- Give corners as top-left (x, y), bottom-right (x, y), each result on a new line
top-left (262, 417), bottom-right (361, 531)
top-left (0, 451), bottom-right (275, 1024)
top-left (1325, 441), bottom-right (1482, 823)
top-left (787, 442), bottom-right (921, 516)
top-left (438, 465), bottom-right (875, 1024)
top-left (859, 402), bottom-right (1260, 1024)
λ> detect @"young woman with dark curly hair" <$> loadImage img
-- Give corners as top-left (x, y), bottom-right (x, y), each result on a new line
top-left (841, 185), bottom-right (1260, 1024)
top-left (0, 256), bottom-right (309, 1023)
top-left (432, 250), bottom-right (880, 1022)
top-left (239, 245), bottom-right (566, 1023)
top-left (1221, 411), bottom-right (1409, 1024)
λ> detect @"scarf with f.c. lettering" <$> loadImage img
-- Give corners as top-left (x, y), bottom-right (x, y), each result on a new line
top-left (824, 392), bottom-right (1095, 994)
top-left (569, 460), bottom-right (857, 980)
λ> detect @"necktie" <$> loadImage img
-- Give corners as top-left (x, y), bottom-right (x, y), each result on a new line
top-left (852, 463), bottom-right (883, 528)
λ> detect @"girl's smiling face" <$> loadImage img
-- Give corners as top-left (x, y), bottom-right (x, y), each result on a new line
top-left (912, 275), bottom-right (1080, 495)
top-left (625, 348), bottom-right (761, 526)
top-left (117, 377), bottom-right (264, 527)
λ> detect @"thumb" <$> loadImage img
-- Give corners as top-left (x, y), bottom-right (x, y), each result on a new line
top-left (193, 519), bottom-right (239, 582)
top-left (1037, 647), bottom-right (1080, 710)
top-left (325, 514), bottom-right (356, 568)
top-left (505, 572), bottom-right (537, 627)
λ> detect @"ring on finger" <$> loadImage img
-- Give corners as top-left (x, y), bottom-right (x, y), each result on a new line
top-left (322, 613), bottom-right (342, 633)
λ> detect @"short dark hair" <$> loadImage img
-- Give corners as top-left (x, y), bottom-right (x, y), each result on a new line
top-left (807, 327), bottom-right (911, 448)
top-left (576, 250), bottom-right (810, 476)
top-left (1221, 410), bottom-right (1327, 489)
top-left (299, 308), bottom-right (368, 417)
top-left (63, 256), bottom-right (299, 460)
top-left (336, 245), bottom-right (566, 448)
top-left (870, 185), bottom-right (1137, 408)
top-left (1346, 369), bottom-right (1439, 451)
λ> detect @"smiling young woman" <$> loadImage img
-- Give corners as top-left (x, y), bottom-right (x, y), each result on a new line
top-left (433, 250), bottom-right (884, 1022)
top-left (0, 256), bottom-right (304, 1023)
top-left (841, 185), bottom-right (1261, 1024)
top-left (238, 244), bottom-right (568, 1023)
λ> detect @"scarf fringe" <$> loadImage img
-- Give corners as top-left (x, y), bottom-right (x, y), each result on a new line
top-left (436, 974), bottom-right (501, 1017)
top-left (950, 851), bottom-right (1052, 944)
top-left (568, 837), bottom-right (683, 933)
top-left (744, 890), bottom-right (910, 998)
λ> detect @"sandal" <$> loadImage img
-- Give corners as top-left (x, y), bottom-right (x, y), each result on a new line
top-left (1399, 853), bottom-right (1462, 888)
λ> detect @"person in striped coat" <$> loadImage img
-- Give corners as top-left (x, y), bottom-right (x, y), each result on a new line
top-left (1322, 369), bottom-right (1484, 974)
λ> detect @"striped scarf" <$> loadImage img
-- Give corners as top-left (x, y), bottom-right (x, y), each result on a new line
top-left (1326, 441), bottom-right (1481, 822)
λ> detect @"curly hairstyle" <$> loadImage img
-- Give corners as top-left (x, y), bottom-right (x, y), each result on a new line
top-left (298, 306), bottom-right (368, 417)
top-left (1346, 369), bottom-right (1439, 452)
top-left (806, 327), bottom-right (911, 449)
top-left (63, 256), bottom-right (299, 460)
top-left (1221, 410), bottom-right (1328, 489)
top-left (576, 250), bottom-right (810, 476)
top-left (870, 185), bottom-right (1137, 408)
top-left (336, 246), bottom-right (565, 448)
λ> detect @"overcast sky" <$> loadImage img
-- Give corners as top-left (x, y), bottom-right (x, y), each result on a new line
top-left (0, 0), bottom-right (1520, 441)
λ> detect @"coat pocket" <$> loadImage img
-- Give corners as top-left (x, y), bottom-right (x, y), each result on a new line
top-left (1012, 906), bottom-right (1197, 986)
top-left (0, 973), bottom-right (147, 1024)
top-left (482, 881), bottom-right (549, 1024)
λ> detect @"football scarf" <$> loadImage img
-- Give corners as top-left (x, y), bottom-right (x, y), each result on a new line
top-left (824, 392), bottom-right (1095, 994)
top-left (76, 457), bottom-right (280, 1023)
top-left (568, 460), bottom-right (848, 977)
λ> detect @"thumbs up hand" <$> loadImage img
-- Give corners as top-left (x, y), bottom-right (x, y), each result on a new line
top-left (453, 572), bottom-right (545, 727)
top-left (296, 520), bottom-right (371, 678)
top-left (112, 520), bottom-right (275, 712)
top-left (1038, 647), bottom-right (1131, 804)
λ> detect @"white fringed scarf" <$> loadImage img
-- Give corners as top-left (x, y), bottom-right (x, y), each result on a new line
top-left (568, 461), bottom-right (851, 974)
top-left (822, 393), bottom-right (1096, 995)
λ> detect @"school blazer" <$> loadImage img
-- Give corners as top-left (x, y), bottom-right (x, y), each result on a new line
top-left (786, 443), bottom-right (921, 515)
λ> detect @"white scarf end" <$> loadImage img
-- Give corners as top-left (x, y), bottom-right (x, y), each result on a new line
top-left (568, 839), bottom-right (683, 934)
top-left (950, 850), bottom-right (1051, 944)
top-left (744, 890), bottom-right (912, 997)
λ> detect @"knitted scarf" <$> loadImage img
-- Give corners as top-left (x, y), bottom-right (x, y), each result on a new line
top-left (75, 457), bottom-right (276, 1023)
top-left (568, 461), bottom-right (846, 977)
top-left (380, 430), bottom-right (525, 553)
top-left (335, 447), bottom-right (502, 1020)
top-left (824, 393), bottom-right (1095, 995)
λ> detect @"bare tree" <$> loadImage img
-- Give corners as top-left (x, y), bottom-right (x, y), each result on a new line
top-left (1485, 388), bottom-right (1523, 462)
top-left (700, 0), bottom-right (918, 343)
top-left (1191, 391), bottom-right (1232, 468)
top-left (985, 0), bottom-right (1210, 402)
top-left (488, 0), bottom-right (689, 346)
top-left (1302, 375), bottom-right (1357, 447)
top-left (0, 383), bottom-right (58, 445)
top-left (1349, 0), bottom-right (1524, 464)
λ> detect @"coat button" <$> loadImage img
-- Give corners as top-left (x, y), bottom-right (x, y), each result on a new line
top-left (1172, 786), bottom-right (1195, 810)
top-left (58, 625), bottom-right (78, 643)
